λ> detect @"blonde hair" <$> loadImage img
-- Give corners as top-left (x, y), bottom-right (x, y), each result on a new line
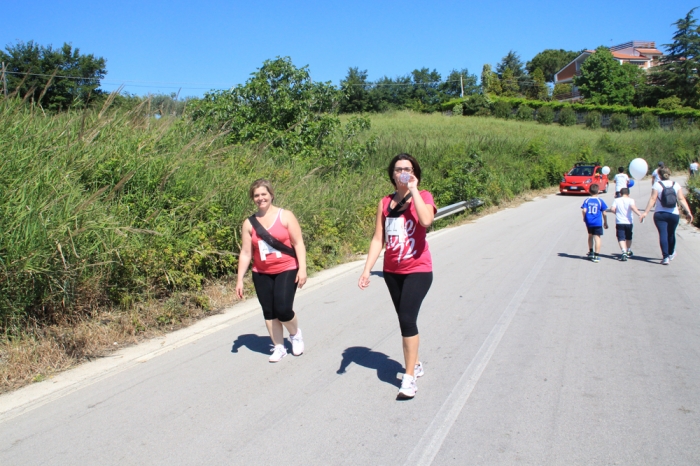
top-left (659, 167), bottom-right (671, 180)
top-left (248, 178), bottom-right (275, 201)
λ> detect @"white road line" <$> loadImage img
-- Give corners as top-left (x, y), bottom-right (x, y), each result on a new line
top-left (405, 231), bottom-right (564, 466)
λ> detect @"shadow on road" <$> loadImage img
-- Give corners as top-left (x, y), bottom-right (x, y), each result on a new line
top-left (231, 334), bottom-right (276, 355)
top-left (557, 252), bottom-right (659, 263)
top-left (336, 346), bottom-right (403, 388)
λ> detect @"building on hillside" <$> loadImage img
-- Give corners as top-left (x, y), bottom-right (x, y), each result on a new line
top-left (553, 41), bottom-right (663, 101)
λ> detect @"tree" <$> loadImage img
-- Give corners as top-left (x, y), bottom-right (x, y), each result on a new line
top-left (496, 51), bottom-right (525, 79)
top-left (649, 8), bottom-right (700, 107)
top-left (500, 68), bottom-right (519, 97)
top-left (189, 57), bottom-right (341, 156)
top-left (440, 68), bottom-right (479, 98)
top-left (574, 46), bottom-right (642, 105)
top-left (0, 40), bottom-right (106, 111)
top-left (526, 49), bottom-right (580, 82)
top-left (339, 67), bottom-right (372, 113)
top-left (480, 64), bottom-right (501, 96)
top-left (526, 68), bottom-right (548, 100)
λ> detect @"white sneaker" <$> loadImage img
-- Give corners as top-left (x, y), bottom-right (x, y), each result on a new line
top-left (289, 329), bottom-right (304, 356)
top-left (414, 362), bottom-right (424, 378)
top-left (397, 374), bottom-right (417, 400)
top-left (661, 257), bottom-right (670, 265)
top-left (669, 251), bottom-right (676, 261)
top-left (269, 344), bottom-right (287, 362)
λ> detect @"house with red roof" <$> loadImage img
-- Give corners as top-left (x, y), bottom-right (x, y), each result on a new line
top-left (553, 41), bottom-right (663, 101)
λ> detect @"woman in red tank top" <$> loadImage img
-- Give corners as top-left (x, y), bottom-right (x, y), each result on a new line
top-left (358, 154), bottom-right (436, 400)
top-left (235, 179), bottom-right (307, 363)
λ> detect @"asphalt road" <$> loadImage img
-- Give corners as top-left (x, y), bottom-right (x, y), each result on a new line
top-left (1, 178), bottom-right (699, 465)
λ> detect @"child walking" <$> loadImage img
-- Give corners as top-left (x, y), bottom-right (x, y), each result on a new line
top-left (608, 187), bottom-right (641, 261)
top-left (581, 184), bottom-right (608, 263)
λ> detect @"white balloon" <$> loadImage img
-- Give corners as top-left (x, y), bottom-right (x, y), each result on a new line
top-left (601, 166), bottom-right (611, 175)
top-left (629, 158), bottom-right (648, 180)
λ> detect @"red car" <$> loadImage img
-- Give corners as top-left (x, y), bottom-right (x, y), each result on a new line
top-left (559, 162), bottom-right (609, 195)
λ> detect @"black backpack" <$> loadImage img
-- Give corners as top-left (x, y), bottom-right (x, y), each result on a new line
top-left (657, 181), bottom-right (677, 208)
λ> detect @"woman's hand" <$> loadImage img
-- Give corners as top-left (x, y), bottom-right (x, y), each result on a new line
top-left (235, 280), bottom-right (245, 300)
top-left (358, 271), bottom-right (371, 290)
top-left (406, 174), bottom-right (419, 192)
top-left (295, 270), bottom-right (307, 289)
top-left (639, 212), bottom-right (647, 223)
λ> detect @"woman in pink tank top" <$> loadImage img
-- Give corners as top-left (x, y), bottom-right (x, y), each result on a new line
top-left (358, 154), bottom-right (436, 400)
top-left (235, 179), bottom-right (307, 363)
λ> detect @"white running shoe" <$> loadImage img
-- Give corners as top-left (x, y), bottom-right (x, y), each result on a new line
top-left (269, 344), bottom-right (287, 363)
top-left (397, 374), bottom-right (417, 400)
top-left (289, 329), bottom-right (304, 356)
top-left (669, 251), bottom-right (677, 261)
top-left (661, 257), bottom-right (670, 265)
top-left (414, 362), bottom-right (424, 378)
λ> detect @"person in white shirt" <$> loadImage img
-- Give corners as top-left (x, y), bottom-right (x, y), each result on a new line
top-left (608, 188), bottom-right (641, 260)
top-left (613, 167), bottom-right (629, 198)
top-left (690, 159), bottom-right (698, 177)
top-left (640, 167), bottom-right (694, 265)
top-left (650, 162), bottom-right (663, 193)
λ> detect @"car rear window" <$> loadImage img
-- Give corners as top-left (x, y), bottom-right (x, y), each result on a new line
top-left (568, 166), bottom-right (595, 176)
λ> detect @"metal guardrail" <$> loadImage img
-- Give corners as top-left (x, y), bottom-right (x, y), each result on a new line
top-left (434, 198), bottom-right (484, 221)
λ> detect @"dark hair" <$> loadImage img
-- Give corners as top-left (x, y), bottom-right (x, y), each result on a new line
top-left (387, 153), bottom-right (422, 188)
top-left (658, 161), bottom-right (665, 167)
top-left (249, 178), bottom-right (275, 201)
top-left (618, 167), bottom-right (624, 173)
top-left (589, 184), bottom-right (600, 195)
top-left (620, 187), bottom-right (630, 195)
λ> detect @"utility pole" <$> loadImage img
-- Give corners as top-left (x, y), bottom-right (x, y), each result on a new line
top-left (1, 62), bottom-right (7, 97)
top-left (460, 75), bottom-right (464, 98)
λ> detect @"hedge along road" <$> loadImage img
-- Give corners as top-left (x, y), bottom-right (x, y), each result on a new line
top-left (1, 177), bottom-right (699, 465)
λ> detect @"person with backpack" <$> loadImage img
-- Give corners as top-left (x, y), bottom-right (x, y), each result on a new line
top-left (581, 184), bottom-right (608, 263)
top-left (640, 167), bottom-right (694, 265)
top-left (358, 153), bottom-right (436, 400)
top-left (235, 179), bottom-right (307, 362)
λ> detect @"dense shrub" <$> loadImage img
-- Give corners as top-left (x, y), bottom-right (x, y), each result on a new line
top-left (558, 107), bottom-right (577, 126)
top-left (585, 111), bottom-right (602, 129)
top-left (536, 106), bottom-right (554, 124)
top-left (463, 94), bottom-right (491, 116)
top-left (493, 101), bottom-right (512, 119)
top-left (609, 113), bottom-right (630, 132)
top-left (452, 103), bottom-right (463, 116)
top-left (515, 104), bottom-right (534, 121)
top-left (636, 113), bottom-right (659, 130)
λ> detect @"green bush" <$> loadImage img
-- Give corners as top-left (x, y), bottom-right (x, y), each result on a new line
top-left (673, 118), bottom-right (692, 130)
top-left (493, 101), bottom-right (512, 119)
top-left (452, 103), bottom-right (464, 116)
top-left (585, 111), bottom-right (602, 129)
top-left (558, 107), bottom-right (577, 126)
top-left (609, 113), bottom-right (630, 132)
top-left (536, 106), bottom-right (554, 124)
top-left (636, 113), bottom-right (659, 130)
top-left (515, 104), bottom-right (534, 121)
top-left (462, 94), bottom-right (491, 116)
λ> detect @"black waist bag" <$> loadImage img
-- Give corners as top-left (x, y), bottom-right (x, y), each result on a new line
top-left (248, 215), bottom-right (296, 257)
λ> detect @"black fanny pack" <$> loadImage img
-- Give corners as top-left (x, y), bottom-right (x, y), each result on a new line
top-left (248, 214), bottom-right (297, 257)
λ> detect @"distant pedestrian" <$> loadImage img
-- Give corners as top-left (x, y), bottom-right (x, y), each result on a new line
top-left (236, 179), bottom-right (307, 362)
top-left (640, 167), bottom-right (694, 265)
top-left (613, 167), bottom-right (630, 198)
top-left (608, 188), bottom-right (641, 261)
top-left (581, 183), bottom-right (608, 263)
top-left (690, 159), bottom-right (699, 177)
top-left (358, 153), bottom-right (436, 400)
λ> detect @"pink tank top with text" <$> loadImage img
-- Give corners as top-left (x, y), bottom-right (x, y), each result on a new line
top-left (251, 209), bottom-right (299, 275)
top-left (382, 190), bottom-right (436, 274)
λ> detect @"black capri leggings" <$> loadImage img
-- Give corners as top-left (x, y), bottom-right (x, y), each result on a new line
top-left (383, 272), bottom-right (433, 337)
top-left (252, 269), bottom-right (298, 322)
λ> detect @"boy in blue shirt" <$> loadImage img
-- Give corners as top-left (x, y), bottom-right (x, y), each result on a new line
top-left (581, 184), bottom-right (608, 262)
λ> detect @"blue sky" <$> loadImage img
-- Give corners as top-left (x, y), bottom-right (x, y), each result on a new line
top-left (3, 0), bottom-right (698, 97)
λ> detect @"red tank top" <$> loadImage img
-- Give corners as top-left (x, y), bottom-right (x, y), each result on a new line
top-left (382, 190), bottom-right (436, 274)
top-left (251, 209), bottom-right (299, 274)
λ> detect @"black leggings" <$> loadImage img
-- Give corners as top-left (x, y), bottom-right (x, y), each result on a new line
top-left (383, 272), bottom-right (433, 337)
top-left (252, 269), bottom-right (297, 322)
